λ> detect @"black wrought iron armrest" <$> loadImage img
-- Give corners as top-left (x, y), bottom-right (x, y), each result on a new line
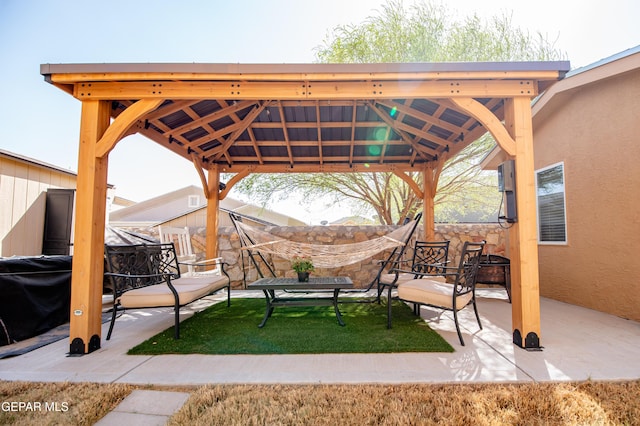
top-left (377, 258), bottom-right (412, 270)
top-left (103, 271), bottom-right (180, 297)
top-left (104, 271), bottom-right (176, 280)
top-left (390, 265), bottom-right (455, 280)
top-left (390, 262), bottom-right (450, 274)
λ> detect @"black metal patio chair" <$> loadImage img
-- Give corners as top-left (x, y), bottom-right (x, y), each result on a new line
top-left (389, 240), bottom-right (485, 346)
top-left (376, 239), bottom-right (450, 303)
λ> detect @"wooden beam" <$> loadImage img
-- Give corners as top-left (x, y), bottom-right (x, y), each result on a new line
top-left (216, 162), bottom-right (426, 174)
top-left (317, 100), bottom-right (324, 164)
top-left (504, 97), bottom-right (542, 350)
top-left (69, 100), bottom-right (110, 355)
top-left (218, 168), bottom-right (250, 200)
top-left (216, 139), bottom-right (409, 148)
top-left (95, 99), bottom-right (163, 158)
top-left (376, 99), bottom-right (464, 135)
top-left (421, 158), bottom-right (446, 240)
top-left (73, 80), bottom-right (539, 101)
top-left (51, 69), bottom-right (563, 84)
top-left (165, 100), bottom-right (258, 136)
top-left (249, 121), bottom-right (386, 129)
top-left (366, 102), bottom-right (433, 160)
top-left (449, 97), bottom-right (517, 156)
top-left (208, 102), bottom-right (269, 161)
top-left (393, 171), bottom-right (424, 199)
top-left (277, 101), bottom-right (295, 166)
top-left (422, 165), bottom-right (436, 241)
top-left (247, 126), bottom-right (264, 165)
top-left (206, 166), bottom-right (220, 264)
top-left (348, 101), bottom-right (357, 165)
top-left (190, 153), bottom-right (210, 199)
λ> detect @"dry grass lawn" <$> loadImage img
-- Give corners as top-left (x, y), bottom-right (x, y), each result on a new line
top-left (1, 380), bottom-right (639, 425)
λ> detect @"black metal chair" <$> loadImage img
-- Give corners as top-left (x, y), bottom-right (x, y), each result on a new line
top-left (353, 213), bottom-right (421, 299)
top-left (390, 241), bottom-right (485, 346)
top-left (377, 240), bottom-right (450, 303)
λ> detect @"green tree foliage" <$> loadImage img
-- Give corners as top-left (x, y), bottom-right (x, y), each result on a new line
top-left (315, 0), bottom-right (563, 63)
top-left (233, 0), bottom-right (565, 225)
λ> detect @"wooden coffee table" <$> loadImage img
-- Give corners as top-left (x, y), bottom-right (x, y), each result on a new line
top-left (247, 277), bottom-right (354, 327)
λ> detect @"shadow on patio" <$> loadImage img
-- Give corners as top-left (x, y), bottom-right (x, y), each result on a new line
top-left (1, 289), bottom-right (638, 385)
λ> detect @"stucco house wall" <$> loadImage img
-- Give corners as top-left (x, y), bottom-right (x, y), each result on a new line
top-left (532, 49), bottom-right (640, 321)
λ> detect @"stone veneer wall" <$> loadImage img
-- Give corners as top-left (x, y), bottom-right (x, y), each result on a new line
top-left (159, 223), bottom-right (508, 289)
top-left (126, 223), bottom-right (507, 289)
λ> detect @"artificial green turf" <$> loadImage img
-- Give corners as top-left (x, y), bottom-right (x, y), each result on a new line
top-left (128, 298), bottom-right (454, 355)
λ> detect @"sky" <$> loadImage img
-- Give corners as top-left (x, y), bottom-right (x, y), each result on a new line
top-left (1, 0), bottom-right (638, 223)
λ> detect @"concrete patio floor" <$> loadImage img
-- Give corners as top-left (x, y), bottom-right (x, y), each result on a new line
top-left (1, 289), bottom-right (639, 385)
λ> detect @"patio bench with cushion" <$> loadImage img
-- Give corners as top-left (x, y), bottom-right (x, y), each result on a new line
top-left (104, 242), bottom-right (230, 340)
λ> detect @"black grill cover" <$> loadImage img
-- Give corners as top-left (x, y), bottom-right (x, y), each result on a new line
top-left (0, 256), bottom-right (72, 346)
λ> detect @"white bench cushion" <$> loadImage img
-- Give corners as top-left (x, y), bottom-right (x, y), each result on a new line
top-left (398, 279), bottom-right (471, 311)
top-left (118, 275), bottom-right (229, 308)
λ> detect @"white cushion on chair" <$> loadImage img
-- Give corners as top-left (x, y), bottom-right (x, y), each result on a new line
top-left (398, 279), bottom-right (471, 311)
top-left (380, 273), bottom-right (447, 286)
top-left (379, 272), bottom-right (415, 285)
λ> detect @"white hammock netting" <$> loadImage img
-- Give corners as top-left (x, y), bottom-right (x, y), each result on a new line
top-left (234, 220), bottom-right (417, 268)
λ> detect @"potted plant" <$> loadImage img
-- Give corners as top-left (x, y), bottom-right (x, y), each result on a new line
top-left (291, 256), bottom-right (314, 282)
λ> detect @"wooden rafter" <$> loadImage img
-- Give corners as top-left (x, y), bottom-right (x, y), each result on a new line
top-left (376, 99), bottom-right (463, 136)
top-left (165, 100), bottom-right (258, 137)
top-left (207, 101), bottom-right (270, 162)
top-left (190, 152), bottom-right (210, 199)
top-left (349, 101), bottom-right (357, 166)
top-left (366, 101), bottom-right (433, 161)
top-left (315, 101), bottom-right (323, 164)
top-left (277, 101), bottom-right (294, 166)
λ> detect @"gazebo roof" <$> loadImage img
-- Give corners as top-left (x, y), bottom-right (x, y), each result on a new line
top-left (41, 61), bottom-right (569, 174)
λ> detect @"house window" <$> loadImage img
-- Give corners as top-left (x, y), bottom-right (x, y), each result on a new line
top-left (188, 195), bottom-right (200, 208)
top-left (536, 162), bottom-right (567, 244)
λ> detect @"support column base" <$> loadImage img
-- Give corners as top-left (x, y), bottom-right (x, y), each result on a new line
top-left (513, 329), bottom-right (542, 351)
top-left (69, 335), bottom-right (101, 356)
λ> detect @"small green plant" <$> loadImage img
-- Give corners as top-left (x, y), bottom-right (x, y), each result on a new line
top-left (291, 256), bottom-right (315, 273)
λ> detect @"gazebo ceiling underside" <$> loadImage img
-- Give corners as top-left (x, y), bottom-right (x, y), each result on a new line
top-left (42, 62), bottom-right (569, 173)
top-left (121, 97), bottom-right (491, 172)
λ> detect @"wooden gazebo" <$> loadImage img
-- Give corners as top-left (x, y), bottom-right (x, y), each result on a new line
top-left (41, 61), bottom-right (570, 354)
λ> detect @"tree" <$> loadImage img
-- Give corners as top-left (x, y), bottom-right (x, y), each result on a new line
top-left (232, 0), bottom-right (565, 225)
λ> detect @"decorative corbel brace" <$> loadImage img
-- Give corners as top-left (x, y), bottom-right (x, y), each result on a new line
top-left (190, 153), bottom-right (211, 199)
top-left (449, 97), bottom-right (516, 157)
top-left (190, 154), bottom-right (251, 201)
top-left (218, 169), bottom-right (250, 200)
top-left (95, 99), bottom-right (164, 158)
top-left (392, 171), bottom-right (424, 199)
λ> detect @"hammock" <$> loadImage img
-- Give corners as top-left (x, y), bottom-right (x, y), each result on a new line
top-left (233, 220), bottom-right (418, 268)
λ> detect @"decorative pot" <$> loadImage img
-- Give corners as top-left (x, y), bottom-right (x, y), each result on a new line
top-left (297, 272), bottom-right (310, 282)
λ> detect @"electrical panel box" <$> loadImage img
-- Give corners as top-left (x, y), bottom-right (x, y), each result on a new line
top-left (497, 160), bottom-right (517, 223)
top-left (497, 160), bottom-right (515, 192)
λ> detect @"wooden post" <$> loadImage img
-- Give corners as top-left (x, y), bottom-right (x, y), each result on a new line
top-left (206, 165), bottom-right (220, 264)
top-left (422, 165), bottom-right (436, 241)
top-left (69, 100), bottom-right (110, 355)
top-left (504, 97), bottom-right (542, 349)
